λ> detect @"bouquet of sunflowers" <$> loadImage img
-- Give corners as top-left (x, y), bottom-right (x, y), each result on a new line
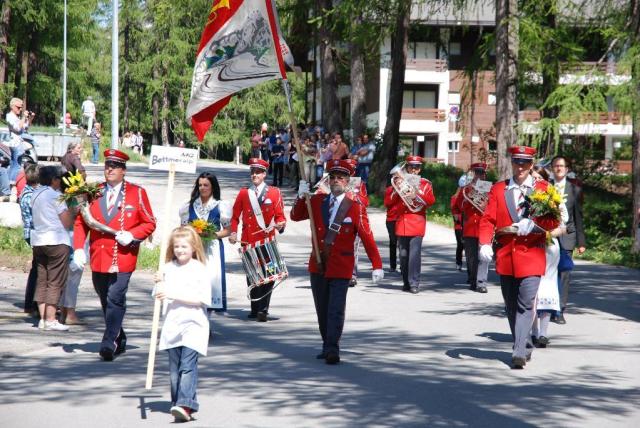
top-left (527, 184), bottom-right (563, 231)
top-left (189, 218), bottom-right (219, 243)
top-left (59, 170), bottom-right (102, 207)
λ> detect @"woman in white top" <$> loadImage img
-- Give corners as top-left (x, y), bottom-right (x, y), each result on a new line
top-left (178, 172), bottom-right (231, 311)
top-left (30, 165), bottom-right (75, 331)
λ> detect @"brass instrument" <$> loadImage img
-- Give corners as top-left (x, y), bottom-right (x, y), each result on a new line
top-left (462, 180), bottom-right (491, 214)
top-left (390, 162), bottom-right (426, 213)
top-left (76, 196), bottom-right (117, 235)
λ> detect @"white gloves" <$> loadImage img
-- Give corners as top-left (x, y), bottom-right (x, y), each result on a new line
top-left (479, 244), bottom-right (494, 263)
top-left (298, 180), bottom-right (310, 198)
top-left (514, 218), bottom-right (535, 236)
top-left (73, 249), bottom-right (87, 267)
top-left (115, 231), bottom-right (134, 246)
top-left (372, 269), bottom-right (384, 283)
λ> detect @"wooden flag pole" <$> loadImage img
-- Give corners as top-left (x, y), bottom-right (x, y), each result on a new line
top-left (281, 79), bottom-right (323, 266)
top-left (145, 163), bottom-right (176, 390)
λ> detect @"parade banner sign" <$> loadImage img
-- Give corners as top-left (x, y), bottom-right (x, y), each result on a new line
top-left (149, 145), bottom-right (199, 174)
top-left (186, 0), bottom-right (293, 141)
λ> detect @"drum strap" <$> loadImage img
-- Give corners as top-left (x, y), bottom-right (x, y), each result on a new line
top-left (321, 196), bottom-right (353, 269)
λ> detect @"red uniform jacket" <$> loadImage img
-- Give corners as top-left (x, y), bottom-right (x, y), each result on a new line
top-left (454, 185), bottom-right (483, 237)
top-left (290, 194), bottom-right (382, 279)
top-left (479, 179), bottom-right (550, 278)
top-left (231, 186), bottom-right (286, 245)
top-left (450, 190), bottom-right (462, 231)
top-left (73, 181), bottom-right (156, 273)
top-left (390, 177), bottom-right (436, 236)
top-left (383, 186), bottom-right (400, 222)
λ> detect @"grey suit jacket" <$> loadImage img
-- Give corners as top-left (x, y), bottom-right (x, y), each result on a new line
top-left (552, 179), bottom-right (586, 251)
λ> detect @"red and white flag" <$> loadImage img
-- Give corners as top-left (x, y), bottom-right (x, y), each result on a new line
top-left (187, 0), bottom-right (294, 141)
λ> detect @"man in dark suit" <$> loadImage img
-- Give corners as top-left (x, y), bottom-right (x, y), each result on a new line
top-left (551, 156), bottom-right (586, 324)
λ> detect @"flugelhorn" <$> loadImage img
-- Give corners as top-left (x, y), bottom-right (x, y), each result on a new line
top-left (390, 162), bottom-right (426, 213)
top-left (462, 182), bottom-right (490, 214)
top-left (77, 197), bottom-right (117, 235)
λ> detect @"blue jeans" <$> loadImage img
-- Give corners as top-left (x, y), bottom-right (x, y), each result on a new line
top-left (0, 166), bottom-right (10, 196)
top-left (9, 145), bottom-right (25, 182)
top-left (92, 143), bottom-right (100, 163)
top-left (168, 346), bottom-right (200, 411)
top-left (356, 163), bottom-right (371, 184)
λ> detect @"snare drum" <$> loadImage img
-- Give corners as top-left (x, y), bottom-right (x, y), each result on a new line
top-left (239, 237), bottom-right (288, 288)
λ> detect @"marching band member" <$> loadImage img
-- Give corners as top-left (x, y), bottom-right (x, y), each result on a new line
top-left (384, 182), bottom-right (400, 273)
top-left (450, 175), bottom-right (467, 272)
top-left (454, 163), bottom-right (490, 293)
top-left (290, 159), bottom-right (384, 364)
top-left (73, 149), bottom-right (156, 361)
top-left (388, 156), bottom-right (436, 294)
top-left (229, 158), bottom-right (286, 322)
top-left (478, 146), bottom-right (550, 369)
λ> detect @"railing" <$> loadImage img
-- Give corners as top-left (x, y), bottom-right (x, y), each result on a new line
top-left (519, 110), bottom-right (631, 125)
top-left (406, 58), bottom-right (448, 72)
top-left (402, 108), bottom-right (447, 121)
top-left (560, 61), bottom-right (619, 75)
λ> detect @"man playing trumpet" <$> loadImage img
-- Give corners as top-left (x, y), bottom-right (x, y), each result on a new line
top-left (454, 162), bottom-right (491, 293)
top-left (388, 156), bottom-right (436, 294)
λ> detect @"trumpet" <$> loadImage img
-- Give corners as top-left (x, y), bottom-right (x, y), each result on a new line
top-left (390, 162), bottom-right (428, 213)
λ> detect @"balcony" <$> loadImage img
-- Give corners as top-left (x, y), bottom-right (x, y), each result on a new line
top-left (401, 108), bottom-right (447, 121)
top-left (519, 111), bottom-right (631, 125)
top-left (406, 58), bottom-right (448, 72)
top-left (560, 61), bottom-right (621, 75)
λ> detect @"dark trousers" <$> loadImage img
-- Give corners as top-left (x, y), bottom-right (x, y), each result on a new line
top-left (310, 273), bottom-right (349, 354)
top-left (168, 346), bottom-right (200, 412)
top-left (464, 237), bottom-right (479, 287)
top-left (454, 229), bottom-right (464, 266)
top-left (248, 279), bottom-right (274, 315)
top-left (559, 249), bottom-right (573, 311)
top-left (385, 221), bottom-right (398, 271)
top-left (398, 236), bottom-right (423, 288)
top-left (24, 255), bottom-right (38, 312)
top-left (272, 163), bottom-right (284, 187)
top-left (92, 271), bottom-right (132, 352)
top-left (500, 275), bottom-right (540, 358)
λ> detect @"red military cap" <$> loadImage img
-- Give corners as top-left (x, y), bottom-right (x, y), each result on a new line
top-left (327, 159), bottom-right (354, 176)
top-left (508, 146), bottom-right (536, 161)
top-left (405, 155), bottom-right (424, 166)
top-left (104, 149), bottom-right (129, 166)
top-left (248, 158), bottom-right (269, 171)
top-left (344, 158), bottom-right (358, 176)
top-left (470, 162), bottom-right (488, 171)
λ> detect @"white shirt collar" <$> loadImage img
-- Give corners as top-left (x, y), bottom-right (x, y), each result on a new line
top-left (252, 182), bottom-right (266, 194)
top-left (506, 175), bottom-right (534, 190)
top-left (330, 193), bottom-right (345, 204)
top-left (107, 181), bottom-right (123, 194)
top-left (554, 176), bottom-right (567, 187)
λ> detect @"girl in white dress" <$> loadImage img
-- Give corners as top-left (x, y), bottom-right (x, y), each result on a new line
top-left (153, 226), bottom-right (211, 422)
top-left (179, 172), bottom-right (231, 311)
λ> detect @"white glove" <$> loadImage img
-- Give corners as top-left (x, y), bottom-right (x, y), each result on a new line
top-left (69, 258), bottom-right (84, 272)
top-left (479, 244), bottom-right (494, 263)
top-left (514, 218), bottom-right (535, 236)
top-left (298, 180), bottom-right (310, 198)
top-left (115, 231), bottom-right (134, 246)
top-left (372, 269), bottom-right (384, 283)
top-left (73, 249), bottom-right (87, 267)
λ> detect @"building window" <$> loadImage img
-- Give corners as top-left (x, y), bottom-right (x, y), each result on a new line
top-left (410, 41), bottom-right (437, 59)
top-left (448, 141), bottom-right (460, 152)
top-left (403, 90), bottom-right (437, 109)
top-left (488, 140), bottom-right (497, 151)
top-left (449, 42), bottom-right (461, 56)
top-left (488, 93), bottom-right (496, 105)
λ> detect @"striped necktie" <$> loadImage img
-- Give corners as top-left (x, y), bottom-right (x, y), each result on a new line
top-left (516, 186), bottom-right (526, 218)
top-left (107, 188), bottom-right (116, 213)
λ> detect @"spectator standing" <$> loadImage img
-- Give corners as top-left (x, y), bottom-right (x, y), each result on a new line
top-left (259, 130), bottom-right (269, 161)
top-left (351, 134), bottom-right (375, 185)
top-left (81, 96), bottom-right (96, 132)
top-left (271, 138), bottom-right (286, 187)
top-left (5, 97), bottom-right (35, 183)
top-left (331, 133), bottom-right (349, 160)
top-left (30, 165), bottom-right (74, 331)
top-left (19, 164), bottom-right (40, 315)
top-left (250, 130), bottom-right (261, 158)
top-left (61, 141), bottom-right (87, 180)
top-left (90, 122), bottom-right (102, 164)
top-left (301, 136), bottom-right (317, 185)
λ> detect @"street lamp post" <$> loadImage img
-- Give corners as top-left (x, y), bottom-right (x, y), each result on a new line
top-left (62, 0), bottom-right (67, 135)
top-left (111, 0), bottom-right (119, 149)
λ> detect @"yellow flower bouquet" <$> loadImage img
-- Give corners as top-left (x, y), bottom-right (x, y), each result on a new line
top-left (527, 184), bottom-right (562, 231)
top-left (189, 218), bottom-right (219, 243)
top-left (59, 171), bottom-right (102, 206)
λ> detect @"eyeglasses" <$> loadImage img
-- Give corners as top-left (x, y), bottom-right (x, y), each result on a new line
top-left (329, 174), bottom-right (348, 181)
top-left (104, 163), bottom-right (125, 170)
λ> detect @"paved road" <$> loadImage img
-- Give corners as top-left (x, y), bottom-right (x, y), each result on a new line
top-left (0, 160), bottom-right (638, 427)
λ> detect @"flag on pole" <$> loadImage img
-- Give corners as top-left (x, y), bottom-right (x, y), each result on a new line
top-left (187, 0), bottom-right (294, 141)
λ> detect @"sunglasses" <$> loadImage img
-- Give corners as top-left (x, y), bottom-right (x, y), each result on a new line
top-left (105, 162), bottom-right (125, 170)
top-left (512, 159), bottom-right (533, 165)
top-left (329, 174), bottom-right (348, 181)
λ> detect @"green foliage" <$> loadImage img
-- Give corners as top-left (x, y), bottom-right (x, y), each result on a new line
top-left (582, 186), bottom-right (632, 236)
top-left (0, 227), bottom-right (31, 258)
top-left (421, 163), bottom-right (464, 220)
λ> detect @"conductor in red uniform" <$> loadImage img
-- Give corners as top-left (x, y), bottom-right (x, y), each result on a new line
top-left (478, 146), bottom-right (550, 369)
top-left (73, 149), bottom-right (156, 361)
top-left (291, 159), bottom-right (384, 364)
top-left (229, 158), bottom-right (286, 322)
top-left (388, 156), bottom-right (436, 293)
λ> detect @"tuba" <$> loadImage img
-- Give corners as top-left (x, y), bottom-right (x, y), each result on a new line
top-left (390, 162), bottom-right (426, 213)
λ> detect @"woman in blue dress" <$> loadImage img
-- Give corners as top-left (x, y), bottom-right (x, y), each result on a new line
top-left (179, 172), bottom-right (231, 311)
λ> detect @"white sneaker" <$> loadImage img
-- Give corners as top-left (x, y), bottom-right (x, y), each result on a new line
top-left (44, 320), bottom-right (70, 331)
top-left (38, 319), bottom-right (45, 329)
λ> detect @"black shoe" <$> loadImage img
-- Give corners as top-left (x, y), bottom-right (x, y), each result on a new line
top-left (537, 336), bottom-right (549, 348)
top-left (477, 286), bottom-right (487, 293)
top-left (511, 356), bottom-right (526, 369)
top-left (247, 312), bottom-right (257, 319)
top-left (553, 314), bottom-right (566, 325)
top-left (402, 285), bottom-right (411, 292)
top-left (410, 286), bottom-right (419, 294)
top-left (469, 284), bottom-right (477, 291)
top-left (114, 342), bottom-right (126, 355)
top-left (325, 352), bottom-right (340, 365)
top-left (257, 311), bottom-right (268, 322)
top-left (387, 268), bottom-right (397, 274)
top-left (316, 352), bottom-right (327, 360)
top-left (531, 336), bottom-right (539, 347)
top-left (526, 353), bottom-right (532, 362)
top-left (348, 277), bottom-right (357, 287)
top-left (99, 347), bottom-right (114, 362)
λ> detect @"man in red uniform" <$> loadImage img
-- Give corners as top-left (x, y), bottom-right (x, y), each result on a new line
top-left (384, 183), bottom-right (400, 273)
top-left (229, 158), bottom-right (286, 322)
top-left (388, 156), bottom-right (436, 294)
top-left (73, 149), bottom-right (156, 361)
top-left (450, 175), bottom-right (467, 272)
top-left (478, 146), bottom-right (550, 369)
top-left (454, 163), bottom-right (490, 293)
top-left (291, 159), bottom-right (384, 364)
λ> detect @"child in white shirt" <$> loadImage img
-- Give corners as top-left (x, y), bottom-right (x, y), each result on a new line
top-left (154, 226), bottom-right (211, 422)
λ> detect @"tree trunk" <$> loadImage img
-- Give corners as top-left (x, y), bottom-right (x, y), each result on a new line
top-left (0, 2), bottom-right (10, 86)
top-left (350, 40), bottom-right (366, 139)
top-left (152, 71), bottom-right (160, 146)
top-left (631, 0), bottom-right (640, 253)
top-left (495, 0), bottom-right (519, 180)
top-left (20, 42), bottom-right (28, 103)
top-left (161, 79), bottom-right (170, 146)
top-left (540, 0), bottom-right (559, 158)
top-left (369, 0), bottom-right (410, 197)
top-left (318, 0), bottom-right (342, 134)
